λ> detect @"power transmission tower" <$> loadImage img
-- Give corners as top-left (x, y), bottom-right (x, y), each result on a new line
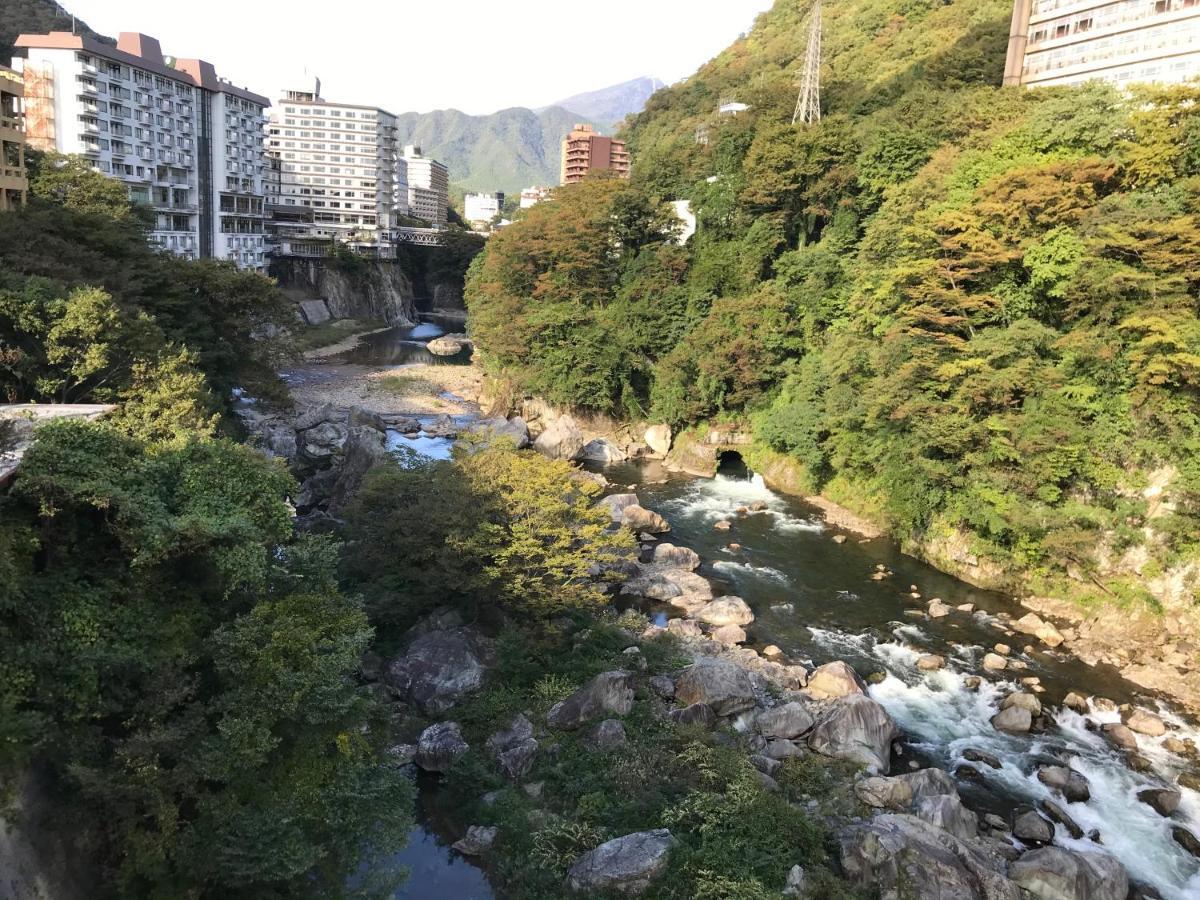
top-left (792, 0), bottom-right (822, 125)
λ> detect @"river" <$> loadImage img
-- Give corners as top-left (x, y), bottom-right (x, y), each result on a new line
top-left (352, 324), bottom-right (1200, 898)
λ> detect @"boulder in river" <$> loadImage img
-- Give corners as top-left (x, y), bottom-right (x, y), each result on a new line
top-left (839, 813), bottom-right (1020, 900)
top-left (472, 416), bottom-right (530, 449)
top-left (644, 424), bottom-right (672, 457)
top-left (579, 438), bottom-right (627, 464)
top-left (991, 705), bottom-right (1032, 734)
top-left (1011, 806), bottom-right (1053, 846)
top-left (548, 670), bottom-right (636, 729)
top-left (964, 748), bottom-right (1003, 770)
top-left (927, 599), bottom-right (952, 618)
top-left (1000, 692), bottom-right (1042, 716)
top-left (1038, 799), bottom-right (1083, 839)
top-left (533, 413), bottom-right (585, 460)
top-left (1123, 708), bottom-right (1167, 737)
top-left (566, 829), bottom-right (676, 896)
top-left (917, 654), bottom-right (945, 671)
top-left (1013, 612), bottom-right (1065, 647)
top-left (427, 333), bottom-right (472, 355)
top-left (651, 543), bottom-right (700, 570)
top-left (1036, 765), bottom-right (1090, 803)
top-left (1009, 846), bottom-right (1129, 900)
top-left (452, 825), bottom-right (497, 856)
top-left (693, 597), bottom-right (754, 627)
top-left (982, 653), bottom-right (1008, 671)
top-left (415, 721), bottom-right (469, 772)
top-left (709, 623), bottom-right (747, 645)
top-left (1100, 722), bottom-right (1139, 751)
top-left (1137, 787), bottom-right (1181, 817)
top-left (805, 660), bottom-right (866, 700)
top-left (808, 694), bottom-right (899, 774)
top-left (674, 658), bottom-right (756, 717)
top-left (1172, 825), bottom-right (1200, 858)
top-left (622, 505), bottom-right (671, 534)
top-left (598, 493), bottom-right (640, 523)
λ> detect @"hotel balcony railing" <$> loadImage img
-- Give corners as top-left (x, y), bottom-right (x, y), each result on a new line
top-left (1, 115), bottom-right (24, 132)
top-left (1, 165), bottom-right (26, 180)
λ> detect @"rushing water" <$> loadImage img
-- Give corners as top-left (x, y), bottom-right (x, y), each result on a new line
top-left (602, 454), bottom-right (1200, 899)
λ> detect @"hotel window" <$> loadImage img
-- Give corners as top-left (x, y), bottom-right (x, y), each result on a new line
top-left (1075, 17), bottom-right (1092, 32)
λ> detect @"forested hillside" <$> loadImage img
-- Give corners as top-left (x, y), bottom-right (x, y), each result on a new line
top-left (466, 0), bottom-right (1200, 607)
top-left (0, 0), bottom-right (110, 65)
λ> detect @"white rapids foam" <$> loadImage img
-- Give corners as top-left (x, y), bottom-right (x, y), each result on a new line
top-left (386, 430), bottom-right (453, 462)
top-left (844, 634), bottom-right (1200, 900)
top-left (712, 560), bottom-right (791, 585)
top-left (661, 474), bottom-right (824, 533)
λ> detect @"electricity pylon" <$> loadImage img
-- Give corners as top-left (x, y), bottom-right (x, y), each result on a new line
top-left (792, 0), bottom-right (822, 125)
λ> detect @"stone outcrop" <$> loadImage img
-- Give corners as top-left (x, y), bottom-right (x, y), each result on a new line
top-left (547, 670), bottom-right (636, 729)
top-left (384, 623), bottom-right (494, 715)
top-left (533, 413), bottom-right (586, 460)
top-left (452, 825), bottom-right (498, 856)
top-left (673, 658), bottom-right (756, 717)
top-left (471, 416), bottom-right (531, 449)
top-left (756, 702), bottom-right (815, 740)
top-left (486, 714), bottom-right (538, 781)
top-left (415, 721), bottom-right (469, 772)
top-left (840, 813), bottom-right (1020, 900)
top-left (808, 694), bottom-right (899, 774)
top-left (1009, 846), bottom-right (1129, 900)
top-left (693, 597), bottom-right (754, 627)
top-left (566, 829), bottom-right (676, 896)
top-left (270, 256), bottom-right (418, 325)
top-left (805, 660), bottom-right (866, 700)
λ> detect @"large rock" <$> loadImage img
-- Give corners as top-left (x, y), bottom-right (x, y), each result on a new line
top-left (916, 793), bottom-right (979, 842)
top-left (598, 493), bottom-right (640, 523)
top-left (472, 416), bottom-right (531, 449)
top-left (1000, 692), bottom-right (1041, 715)
top-left (652, 543), bottom-right (700, 570)
top-left (674, 658), bottom-right (756, 717)
top-left (1100, 722), bottom-right (1138, 751)
top-left (808, 694), bottom-right (900, 774)
top-left (547, 670), bottom-right (636, 729)
top-left (1011, 807), bottom-right (1053, 845)
top-left (566, 829), bottom-right (676, 895)
top-left (1036, 766), bottom-right (1090, 803)
top-left (623, 567), bottom-right (712, 601)
top-left (757, 702), bottom-right (816, 740)
top-left (855, 767), bottom-right (958, 811)
top-left (667, 702), bottom-right (717, 728)
top-left (486, 713), bottom-right (538, 781)
top-left (1123, 708), bottom-right (1167, 737)
top-left (427, 333), bottom-right (472, 356)
top-left (1013, 613), bottom-right (1065, 648)
top-left (384, 626), bottom-right (494, 715)
top-left (644, 424), bottom-right (672, 457)
top-left (693, 597), bottom-right (754, 627)
top-left (1009, 846), bottom-right (1129, 900)
top-left (840, 813), bottom-right (1020, 900)
top-left (622, 505), bottom-right (671, 533)
top-left (805, 660), bottom-right (866, 700)
top-left (415, 722), bottom-right (469, 773)
top-left (586, 719), bottom-right (628, 751)
top-left (991, 706), bottom-right (1032, 734)
top-left (579, 438), bottom-right (627, 464)
top-left (452, 825), bottom-right (497, 856)
top-left (534, 414), bottom-right (585, 460)
top-left (1137, 787), bottom-right (1181, 817)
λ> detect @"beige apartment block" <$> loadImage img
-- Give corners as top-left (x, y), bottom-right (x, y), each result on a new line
top-left (0, 65), bottom-right (28, 212)
top-left (560, 124), bottom-right (629, 185)
top-left (1004, 0), bottom-right (1200, 88)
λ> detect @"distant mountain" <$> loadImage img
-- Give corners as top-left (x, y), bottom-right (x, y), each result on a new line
top-left (1, 0), bottom-right (111, 66)
top-left (545, 76), bottom-right (666, 128)
top-left (395, 105), bottom-right (600, 197)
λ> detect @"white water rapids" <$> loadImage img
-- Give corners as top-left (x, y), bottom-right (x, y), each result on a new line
top-left (657, 469), bottom-right (1200, 899)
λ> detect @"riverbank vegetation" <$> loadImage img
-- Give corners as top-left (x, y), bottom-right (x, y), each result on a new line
top-left (465, 0), bottom-right (1200, 605)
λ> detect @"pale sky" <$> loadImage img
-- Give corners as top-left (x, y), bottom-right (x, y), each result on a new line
top-left (62, 0), bottom-right (774, 115)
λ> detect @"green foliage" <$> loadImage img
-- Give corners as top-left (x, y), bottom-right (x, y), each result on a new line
top-left (28, 151), bottom-right (140, 221)
top-left (0, 421), bottom-right (412, 896)
top-left (342, 440), bottom-right (635, 626)
top-left (465, 0), bottom-right (1200, 592)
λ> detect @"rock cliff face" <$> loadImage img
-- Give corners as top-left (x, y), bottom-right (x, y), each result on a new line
top-left (270, 257), bottom-right (418, 325)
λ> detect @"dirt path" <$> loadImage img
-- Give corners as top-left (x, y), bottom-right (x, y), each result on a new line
top-left (283, 328), bottom-right (484, 418)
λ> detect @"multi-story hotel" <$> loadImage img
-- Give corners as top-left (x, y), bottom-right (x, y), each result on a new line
top-left (464, 191), bottom-right (503, 227)
top-left (0, 65), bottom-right (28, 212)
top-left (519, 185), bottom-right (552, 209)
top-left (403, 145), bottom-right (448, 227)
top-left (560, 124), bottom-right (630, 185)
top-left (14, 32), bottom-right (269, 269)
top-left (1004, 0), bottom-right (1200, 88)
top-left (265, 79), bottom-right (407, 250)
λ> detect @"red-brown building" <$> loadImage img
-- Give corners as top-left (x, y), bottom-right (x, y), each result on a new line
top-left (559, 123), bottom-right (629, 185)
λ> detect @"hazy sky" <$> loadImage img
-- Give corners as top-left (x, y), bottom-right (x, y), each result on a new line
top-left (62, 0), bottom-right (774, 115)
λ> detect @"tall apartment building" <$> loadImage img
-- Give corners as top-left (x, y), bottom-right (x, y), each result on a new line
top-left (0, 66), bottom-right (28, 212)
top-left (464, 191), bottom-right (503, 226)
top-left (560, 124), bottom-right (630, 185)
top-left (1003, 0), bottom-right (1200, 89)
top-left (265, 80), bottom-right (407, 249)
top-left (403, 145), bottom-right (448, 227)
top-left (14, 32), bottom-right (268, 269)
top-left (519, 185), bottom-right (551, 209)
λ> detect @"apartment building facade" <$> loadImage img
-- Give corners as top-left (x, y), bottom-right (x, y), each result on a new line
top-left (0, 66), bottom-right (27, 212)
top-left (519, 185), bottom-right (551, 209)
top-left (15, 32), bottom-right (268, 269)
top-left (265, 81), bottom-right (407, 249)
top-left (560, 124), bottom-right (630, 185)
top-left (1004, 0), bottom-right (1200, 88)
top-left (403, 145), bottom-right (448, 227)
top-left (464, 191), bottom-right (503, 226)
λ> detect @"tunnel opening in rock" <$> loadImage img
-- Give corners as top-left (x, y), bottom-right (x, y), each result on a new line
top-left (716, 450), bottom-right (751, 480)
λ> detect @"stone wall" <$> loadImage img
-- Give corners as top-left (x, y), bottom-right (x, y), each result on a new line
top-left (269, 257), bottom-right (418, 326)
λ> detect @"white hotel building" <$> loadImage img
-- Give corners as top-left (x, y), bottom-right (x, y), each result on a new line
top-left (403, 144), bottom-right (448, 227)
top-left (1004, 0), bottom-right (1200, 89)
top-left (265, 80), bottom-right (408, 250)
top-left (14, 32), bottom-right (269, 270)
